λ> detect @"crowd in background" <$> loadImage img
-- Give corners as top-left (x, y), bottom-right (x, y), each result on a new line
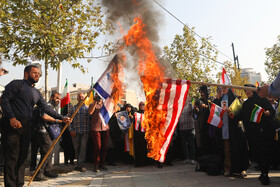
top-left (1, 66), bottom-right (280, 186)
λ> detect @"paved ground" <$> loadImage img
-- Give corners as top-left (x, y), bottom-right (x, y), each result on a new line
top-left (1, 160), bottom-right (280, 187)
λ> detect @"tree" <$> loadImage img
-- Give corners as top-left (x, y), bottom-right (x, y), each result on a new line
top-left (162, 26), bottom-right (218, 98)
top-left (216, 61), bottom-right (249, 99)
top-left (264, 35), bottom-right (280, 83)
top-left (0, 0), bottom-right (112, 99)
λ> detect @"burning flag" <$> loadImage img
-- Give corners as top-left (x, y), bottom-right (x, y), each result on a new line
top-left (122, 16), bottom-right (191, 162)
top-left (156, 78), bottom-right (191, 162)
top-left (60, 79), bottom-right (71, 114)
top-left (93, 55), bottom-right (124, 126)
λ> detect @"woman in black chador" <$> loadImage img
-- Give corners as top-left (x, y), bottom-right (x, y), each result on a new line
top-left (231, 84), bottom-right (275, 185)
top-left (216, 87), bottom-right (249, 177)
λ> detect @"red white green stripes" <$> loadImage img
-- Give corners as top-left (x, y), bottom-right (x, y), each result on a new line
top-left (60, 79), bottom-right (71, 113)
top-left (250, 104), bottom-right (265, 123)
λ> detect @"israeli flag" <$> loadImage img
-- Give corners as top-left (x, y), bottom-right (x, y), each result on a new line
top-left (93, 56), bottom-right (117, 126)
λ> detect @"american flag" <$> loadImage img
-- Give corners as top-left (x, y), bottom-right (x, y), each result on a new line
top-left (157, 78), bottom-right (191, 162)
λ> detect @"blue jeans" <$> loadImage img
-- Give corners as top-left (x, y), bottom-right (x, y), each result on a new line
top-left (179, 129), bottom-right (195, 160)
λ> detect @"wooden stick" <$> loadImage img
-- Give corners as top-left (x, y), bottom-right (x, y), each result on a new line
top-left (189, 81), bottom-right (258, 91)
top-left (28, 89), bottom-right (93, 186)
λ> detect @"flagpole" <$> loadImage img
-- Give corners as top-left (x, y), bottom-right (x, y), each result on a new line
top-left (188, 81), bottom-right (258, 92)
top-left (28, 88), bottom-right (94, 186)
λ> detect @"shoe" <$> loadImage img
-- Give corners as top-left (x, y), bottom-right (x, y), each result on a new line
top-left (259, 174), bottom-right (270, 185)
top-left (157, 163), bottom-right (163, 168)
top-left (190, 160), bottom-right (196, 165)
top-left (182, 159), bottom-right (189, 164)
top-left (240, 171), bottom-right (247, 178)
top-left (99, 165), bottom-right (108, 171)
top-left (34, 173), bottom-right (48, 181)
top-left (224, 171), bottom-right (231, 177)
top-left (44, 171), bottom-right (58, 178)
top-left (93, 166), bottom-right (100, 172)
top-left (75, 166), bottom-right (87, 172)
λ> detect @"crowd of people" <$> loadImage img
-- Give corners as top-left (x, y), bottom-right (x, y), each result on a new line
top-left (0, 65), bottom-right (280, 186)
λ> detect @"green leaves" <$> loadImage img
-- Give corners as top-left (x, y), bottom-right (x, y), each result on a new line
top-left (162, 26), bottom-right (218, 98)
top-left (265, 35), bottom-right (280, 83)
top-left (0, 0), bottom-right (113, 71)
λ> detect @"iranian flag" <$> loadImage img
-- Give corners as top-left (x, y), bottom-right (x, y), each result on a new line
top-left (60, 79), bottom-right (71, 113)
top-left (250, 104), bottom-right (265, 123)
top-left (207, 103), bottom-right (225, 128)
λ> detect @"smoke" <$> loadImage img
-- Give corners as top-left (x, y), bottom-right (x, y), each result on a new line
top-left (101, 0), bottom-right (163, 54)
top-left (102, 0), bottom-right (172, 103)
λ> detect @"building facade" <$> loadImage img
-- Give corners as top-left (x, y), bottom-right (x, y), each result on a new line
top-left (241, 68), bottom-right (262, 84)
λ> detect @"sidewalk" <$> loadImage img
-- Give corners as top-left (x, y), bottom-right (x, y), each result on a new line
top-left (15, 161), bottom-right (280, 186)
top-left (1, 157), bottom-right (280, 186)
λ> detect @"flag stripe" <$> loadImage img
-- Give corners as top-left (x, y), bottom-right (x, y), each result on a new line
top-left (250, 105), bottom-right (265, 123)
top-left (124, 133), bottom-right (129, 152)
top-left (221, 68), bottom-right (226, 84)
top-left (61, 93), bottom-right (70, 108)
top-left (158, 79), bottom-right (190, 162)
top-left (207, 103), bottom-right (215, 124)
top-left (140, 114), bottom-right (145, 132)
top-left (256, 108), bottom-right (265, 123)
top-left (218, 110), bottom-right (225, 128)
top-left (165, 80), bottom-right (182, 137)
top-left (94, 83), bottom-right (110, 99)
top-left (134, 112), bottom-right (139, 130)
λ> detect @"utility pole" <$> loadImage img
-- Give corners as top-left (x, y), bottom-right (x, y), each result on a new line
top-left (231, 43), bottom-right (240, 70)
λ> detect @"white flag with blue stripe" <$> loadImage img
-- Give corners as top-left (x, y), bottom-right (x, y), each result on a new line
top-left (93, 56), bottom-right (116, 126)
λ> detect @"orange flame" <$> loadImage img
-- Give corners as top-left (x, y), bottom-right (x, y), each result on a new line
top-left (123, 16), bottom-right (166, 160)
top-left (111, 54), bottom-right (125, 111)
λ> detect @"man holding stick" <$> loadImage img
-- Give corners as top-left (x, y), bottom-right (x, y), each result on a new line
top-left (1, 65), bottom-right (71, 187)
top-left (258, 73), bottom-right (280, 97)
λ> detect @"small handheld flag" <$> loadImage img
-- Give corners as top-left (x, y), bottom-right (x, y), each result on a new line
top-left (250, 104), bottom-right (265, 123)
top-left (60, 79), bottom-right (71, 114)
top-left (207, 103), bottom-right (225, 128)
top-left (229, 98), bottom-right (242, 116)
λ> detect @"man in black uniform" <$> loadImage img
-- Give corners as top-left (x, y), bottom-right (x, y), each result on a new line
top-left (1, 65), bottom-right (71, 187)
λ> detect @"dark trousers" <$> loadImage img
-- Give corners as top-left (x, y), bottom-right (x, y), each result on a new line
top-left (61, 130), bottom-right (75, 164)
top-left (36, 131), bottom-right (54, 174)
top-left (91, 130), bottom-right (109, 167)
top-left (134, 130), bottom-right (148, 166)
top-left (30, 131), bottom-right (39, 170)
top-left (179, 129), bottom-right (195, 160)
top-left (2, 119), bottom-right (32, 187)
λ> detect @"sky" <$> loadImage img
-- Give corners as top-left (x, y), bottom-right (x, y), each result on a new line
top-left (1, 0), bottom-right (280, 90)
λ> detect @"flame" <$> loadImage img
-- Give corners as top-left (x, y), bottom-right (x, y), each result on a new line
top-left (123, 17), bottom-right (166, 160)
top-left (111, 54), bottom-right (125, 112)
